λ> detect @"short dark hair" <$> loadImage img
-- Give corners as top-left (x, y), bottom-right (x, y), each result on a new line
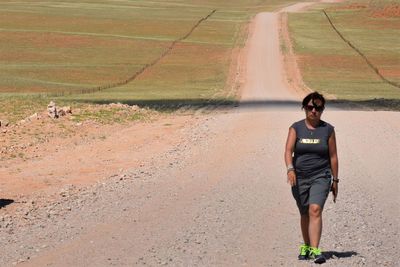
top-left (302, 92), bottom-right (326, 109)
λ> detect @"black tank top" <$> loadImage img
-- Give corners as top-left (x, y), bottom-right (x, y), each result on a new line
top-left (291, 119), bottom-right (334, 176)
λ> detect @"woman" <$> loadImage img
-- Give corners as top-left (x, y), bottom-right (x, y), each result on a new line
top-left (284, 92), bottom-right (339, 264)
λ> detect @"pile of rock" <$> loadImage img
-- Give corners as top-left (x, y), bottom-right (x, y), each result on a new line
top-left (0, 119), bottom-right (9, 128)
top-left (108, 102), bottom-right (140, 111)
top-left (0, 119), bottom-right (10, 133)
top-left (47, 101), bottom-right (72, 119)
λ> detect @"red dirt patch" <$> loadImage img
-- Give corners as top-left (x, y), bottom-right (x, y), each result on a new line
top-left (371, 4), bottom-right (400, 18)
top-left (379, 69), bottom-right (400, 78)
top-left (298, 54), bottom-right (364, 69)
top-left (330, 3), bottom-right (368, 11)
top-left (0, 104), bottom-right (195, 204)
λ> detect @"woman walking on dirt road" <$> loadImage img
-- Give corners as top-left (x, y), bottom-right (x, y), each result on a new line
top-left (284, 92), bottom-right (339, 264)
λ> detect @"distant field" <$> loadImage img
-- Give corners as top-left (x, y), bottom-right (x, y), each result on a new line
top-left (0, 0), bottom-right (297, 122)
top-left (288, 0), bottom-right (400, 101)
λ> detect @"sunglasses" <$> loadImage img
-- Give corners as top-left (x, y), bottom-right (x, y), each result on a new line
top-left (305, 105), bottom-right (324, 112)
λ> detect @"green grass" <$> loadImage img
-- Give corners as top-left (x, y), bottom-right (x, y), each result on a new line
top-left (0, 0), bottom-right (298, 122)
top-left (0, 94), bottom-right (49, 123)
top-left (71, 107), bottom-right (149, 124)
top-left (288, 0), bottom-right (400, 100)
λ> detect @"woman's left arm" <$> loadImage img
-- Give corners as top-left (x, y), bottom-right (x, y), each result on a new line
top-left (329, 130), bottom-right (339, 202)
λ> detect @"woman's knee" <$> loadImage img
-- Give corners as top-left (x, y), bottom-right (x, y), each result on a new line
top-left (309, 204), bottom-right (322, 217)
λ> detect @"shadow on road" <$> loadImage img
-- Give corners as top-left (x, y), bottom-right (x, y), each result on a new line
top-left (0, 199), bottom-right (14, 209)
top-left (80, 98), bottom-right (400, 112)
top-left (324, 250), bottom-right (358, 260)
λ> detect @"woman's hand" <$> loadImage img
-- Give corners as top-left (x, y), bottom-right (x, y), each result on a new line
top-left (284, 127), bottom-right (297, 187)
top-left (331, 182), bottom-right (338, 203)
top-left (328, 131), bottom-right (339, 203)
top-left (287, 170), bottom-right (296, 186)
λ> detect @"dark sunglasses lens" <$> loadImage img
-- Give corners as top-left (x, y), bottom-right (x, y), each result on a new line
top-left (305, 105), bottom-right (324, 112)
top-left (305, 105), bottom-right (314, 111)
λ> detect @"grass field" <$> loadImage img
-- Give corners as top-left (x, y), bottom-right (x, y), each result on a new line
top-left (0, 0), bottom-right (297, 122)
top-left (3, 0), bottom-right (400, 124)
top-left (288, 0), bottom-right (400, 101)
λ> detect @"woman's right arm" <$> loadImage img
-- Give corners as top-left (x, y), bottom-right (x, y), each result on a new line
top-left (284, 127), bottom-right (297, 186)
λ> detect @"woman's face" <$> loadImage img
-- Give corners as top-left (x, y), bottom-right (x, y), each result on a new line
top-left (304, 99), bottom-right (324, 121)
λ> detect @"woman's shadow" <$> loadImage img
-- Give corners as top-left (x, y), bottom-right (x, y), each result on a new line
top-left (0, 199), bottom-right (14, 209)
top-left (324, 251), bottom-right (358, 260)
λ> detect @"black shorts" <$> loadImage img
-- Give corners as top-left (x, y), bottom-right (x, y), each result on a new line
top-left (291, 169), bottom-right (332, 215)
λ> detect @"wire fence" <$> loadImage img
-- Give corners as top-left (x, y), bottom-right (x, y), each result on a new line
top-left (50, 9), bottom-right (217, 97)
top-left (323, 9), bottom-right (400, 89)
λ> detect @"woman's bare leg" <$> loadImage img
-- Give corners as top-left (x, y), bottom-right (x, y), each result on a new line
top-left (308, 204), bottom-right (323, 248)
top-left (301, 214), bottom-right (310, 245)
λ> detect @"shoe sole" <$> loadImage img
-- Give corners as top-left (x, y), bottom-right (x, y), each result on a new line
top-left (314, 257), bottom-right (326, 264)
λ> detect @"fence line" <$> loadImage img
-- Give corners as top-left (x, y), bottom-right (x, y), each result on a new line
top-left (51, 9), bottom-right (217, 97)
top-left (323, 10), bottom-right (400, 89)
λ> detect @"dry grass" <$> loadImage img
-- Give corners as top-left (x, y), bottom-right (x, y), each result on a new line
top-left (0, 0), bottom-right (297, 123)
top-left (288, 0), bottom-right (400, 101)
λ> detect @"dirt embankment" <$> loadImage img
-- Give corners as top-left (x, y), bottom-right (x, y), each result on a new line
top-left (0, 105), bottom-right (200, 210)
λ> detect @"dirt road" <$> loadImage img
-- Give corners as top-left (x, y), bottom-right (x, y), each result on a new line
top-left (1, 2), bottom-right (399, 267)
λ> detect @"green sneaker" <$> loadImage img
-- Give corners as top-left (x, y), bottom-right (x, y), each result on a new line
top-left (309, 247), bottom-right (326, 264)
top-left (298, 244), bottom-right (310, 260)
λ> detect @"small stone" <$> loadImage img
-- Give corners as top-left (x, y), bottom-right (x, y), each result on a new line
top-left (61, 106), bottom-right (72, 114)
top-left (47, 101), bottom-right (58, 119)
top-left (131, 105), bottom-right (140, 111)
top-left (58, 109), bottom-right (66, 117)
top-left (0, 120), bottom-right (10, 127)
top-left (28, 113), bottom-right (39, 120)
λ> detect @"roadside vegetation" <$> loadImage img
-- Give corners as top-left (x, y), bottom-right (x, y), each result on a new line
top-left (0, 0), bottom-right (297, 123)
top-left (287, 0), bottom-right (400, 105)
